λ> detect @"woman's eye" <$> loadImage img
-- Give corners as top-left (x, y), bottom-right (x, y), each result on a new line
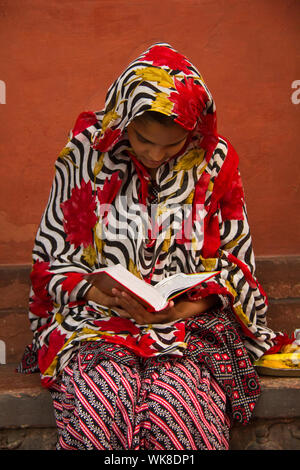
top-left (137, 135), bottom-right (149, 143)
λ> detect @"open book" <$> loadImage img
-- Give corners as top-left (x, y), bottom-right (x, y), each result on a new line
top-left (85, 264), bottom-right (220, 312)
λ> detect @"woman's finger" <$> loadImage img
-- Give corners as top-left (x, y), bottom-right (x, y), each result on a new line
top-left (113, 307), bottom-right (131, 318)
top-left (111, 289), bottom-right (180, 324)
top-left (112, 290), bottom-right (156, 323)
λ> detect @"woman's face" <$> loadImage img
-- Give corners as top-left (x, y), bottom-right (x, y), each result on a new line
top-left (127, 117), bottom-right (188, 170)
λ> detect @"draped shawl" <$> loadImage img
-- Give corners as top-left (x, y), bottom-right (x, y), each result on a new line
top-left (19, 43), bottom-right (279, 388)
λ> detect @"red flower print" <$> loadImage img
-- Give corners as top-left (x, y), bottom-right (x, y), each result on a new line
top-left (136, 332), bottom-right (157, 356)
top-left (198, 112), bottom-right (217, 137)
top-left (30, 260), bottom-right (52, 300)
top-left (61, 179), bottom-right (97, 248)
top-left (220, 170), bottom-right (244, 221)
top-left (101, 334), bottom-right (156, 358)
top-left (38, 329), bottom-right (67, 373)
top-left (61, 272), bottom-right (85, 294)
top-left (94, 317), bottom-right (141, 335)
top-left (141, 45), bottom-right (191, 74)
top-left (97, 172), bottom-right (122, 216)
top-left (92, 128), bottom-right (122, 152)
top-left (263, 332), bottom-right (293, 355)
top-left (30, 295), bottom-right (53, 318)
top-left (174, 322), bottom-right (185, 342)
top-left (170, 78), bottom-right (208, 130)
top-left (72, 111), bottom-right (98, 137)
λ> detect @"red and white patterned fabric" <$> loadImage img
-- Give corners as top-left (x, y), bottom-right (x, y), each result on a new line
top-left (51, 341), bottom-right (231, 450)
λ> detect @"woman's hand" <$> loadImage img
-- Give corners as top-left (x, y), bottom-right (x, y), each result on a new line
top-left (84, 285), bottom-right (121, 309)
top-left (111, 288), bottom-right (218, 324)
top-left (85, 284), bottom-right (218, 324)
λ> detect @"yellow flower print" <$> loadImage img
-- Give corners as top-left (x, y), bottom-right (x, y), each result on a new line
top-left (135, 67), bottom-right (174, 88)
top-left (162, 227), bottom-right (172, 252)
top-left (184, 189), bottom-right (194, 205)
top-left (57, 146), bottom-right (78, 170)
top-left (234, 303), bottom-right (252, 328)
top-left (174, 148), bottom-right (205, 172)
top-left (58, 146), bottom-right (73, 159)
top-left (93, 153), bottom-right (105, 189)
top-left (156, 203), bottom-right (168, 218)
top-left (150, 92), bottom-right (174, 115)
top-left (44, 332), bottom-right (77, 376)
top-left (225, 280), bottom-right (237, 299)
top-left (101, 91), bottom-right (121, 133)
top-left (93, 153), bottom-right (105, 177)
top-left (102, 110), bottom-right (120, 133)
top-left (54, 313), bottom-right (64, 324)
top-left (223, 233), bottom-right (245, 250)
top-left (94, 223), bottom-right (106, 258)
top-left (82, 244), bottom-right (97, 266)
top-left (128, 259), bottom-right (143, 279)
top-left (192, 236), bottom-right (199, 251)
top-left (200, 255), bottom-right (218, 272)
top-left (207, 180), bottom-right (214, 192)
top-left (80, 328), bottom-right (120, 339)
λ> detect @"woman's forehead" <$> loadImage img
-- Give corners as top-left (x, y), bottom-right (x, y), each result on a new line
top-left (129, 118), bottom-right (189, 146)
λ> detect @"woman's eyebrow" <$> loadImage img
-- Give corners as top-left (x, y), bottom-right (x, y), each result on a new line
top-left (135, 129), bottom-right (188, 145)
top-left (135, 130), bottom-right (152, 143)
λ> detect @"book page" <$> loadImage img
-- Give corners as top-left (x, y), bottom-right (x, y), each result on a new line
top-left (155, 271), bottom-right (219, 299)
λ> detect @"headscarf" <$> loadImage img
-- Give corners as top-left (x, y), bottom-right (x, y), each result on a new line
top-left (19, 43), bottom-right (279, 387)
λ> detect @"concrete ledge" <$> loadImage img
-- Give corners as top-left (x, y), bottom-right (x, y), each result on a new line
top-left (253, 376), bottom-right (300, 419)
top-left (0, 364), bottom-right (55, 428)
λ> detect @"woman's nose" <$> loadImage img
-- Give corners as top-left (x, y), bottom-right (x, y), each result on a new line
top-left (148, 146), bottom-right (166, 161)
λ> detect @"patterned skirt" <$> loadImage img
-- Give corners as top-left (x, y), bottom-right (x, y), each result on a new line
top-left (50, 342), bottom-right (230, 450)
top-left (50, 308), bottom-right (260, 450)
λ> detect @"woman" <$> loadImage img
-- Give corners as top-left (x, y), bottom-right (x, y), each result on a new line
top-left (19, 43), bottom-right (282, 450)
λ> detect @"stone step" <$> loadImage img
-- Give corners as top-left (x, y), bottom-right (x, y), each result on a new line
top-left (0, 363), bottom-right (299, 450)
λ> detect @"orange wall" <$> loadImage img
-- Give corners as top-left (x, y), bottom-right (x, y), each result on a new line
top-left (0, 0), bottom-right (299, 264)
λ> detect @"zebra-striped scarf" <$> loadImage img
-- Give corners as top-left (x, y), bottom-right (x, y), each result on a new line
top-left (22, 43), bottom-right (278, 386)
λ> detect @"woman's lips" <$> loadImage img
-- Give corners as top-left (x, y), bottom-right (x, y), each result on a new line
top-left (143, 158), bottom-right (165, 167)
